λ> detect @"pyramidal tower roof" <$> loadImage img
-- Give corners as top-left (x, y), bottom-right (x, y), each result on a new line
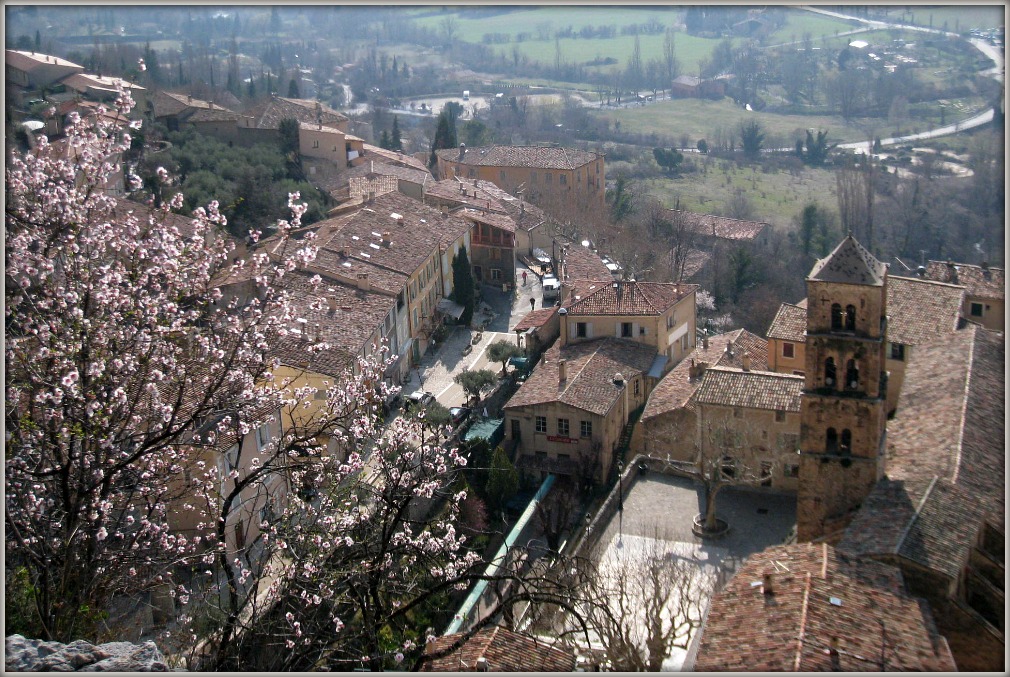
top-left (808, 234), bottom-right (886, 286)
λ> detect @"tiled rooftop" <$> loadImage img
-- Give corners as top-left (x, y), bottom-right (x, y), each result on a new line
top-left (458, 207), bottom-right (517, 234)
top-left (435, 144), bottom-right (602, 170)
top-left (247, 96), bottom-right (348, 130)
top-left (695, 543), bottom-right (956, 671)
top-left (504, 338), bottom-right (658, 417)
top-left (560, 239), bottom-right (614, 283)
top-left (766, 303), bottom-right (806, 343)
top-left (268, 270), bottom-right (394, 376)
top-left (61, 72), bottom-right (145, 92)
top-left (641, 329), bottom-right (768, 420)
top-left (360, 143), bottom-right (429, 172)
top-left (345, 160), bottom-right (430, 186)
top-left (513, 307), bottom-right (558, 332)
top-left (808, 234), bottom-right (887, 286)
top-left (5, 49), bottom-right (83, 72)
top-left (693, 366), bottom-right (804, 412)
top-left (668, 209), bottom-right (768, 241)
top-left (923, 260), bottom-right (1004, 300)
top-left (421, 626), bottom-right (575, 671)
top-left (312, 192), bottom-right (469, 277)
top-left (564, 280), bottom-right (696, 316)
top-left (839, 325), bottom-right (1005, 575)
top-left (886, 276), bottom-right (963, 345)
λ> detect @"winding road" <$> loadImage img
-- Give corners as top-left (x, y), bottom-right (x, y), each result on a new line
top-left (799, 5), bottom-right (1003, 151)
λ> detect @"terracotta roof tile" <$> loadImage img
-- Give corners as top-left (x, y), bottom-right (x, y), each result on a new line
top-left (564, 280), bottom-right (696, 316)
top-left (435, 144), bottom-right (602, 170)
top-left (504, 338), bottom-right (657, 417)
top-left (693, 366), bottom-right (804, 412)
top-left (641, 329), bottom-right (767, 420)
top-left (247, 96), bottom-right (347, 130)
top-left (839, 325), bottom-right (1005, 573)
top-left (268, 270), bottom-right (394, 376)
top-left (560, 239), bottom-right (614, 283)
top-left (513, 307), bottom-right (558, 332)
top-left (668, 209), bottom-right (768, 241)
top-left (695, 543), bottom-right (956, 672)
top-left (886, 276), bottom-right (964, 345)
top-left (766, 303), bottom-right (806, 342)
top-left (924, 260), bottom-right (1004, 300)
top-left (345, 160), bottom-right (430, 186)
top-left (808, 234), bottom-right (887, 286)
top-left (360, 143), bottom-right (429, 171)
top-left (422, 626), bottom-right (575, 671)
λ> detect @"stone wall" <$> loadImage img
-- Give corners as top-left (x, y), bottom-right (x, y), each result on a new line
top-left (5, 634), bottom-right (179, 672)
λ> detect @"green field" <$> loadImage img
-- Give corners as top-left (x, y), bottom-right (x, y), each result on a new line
top-left (416, 6), bottom-right (855, 74)
top-left (642, 160), bottom-right (840, 230)
top-left (886, 6), bottom-right (1005, 33)
top-left (597, 98), bottom-right (874, 147)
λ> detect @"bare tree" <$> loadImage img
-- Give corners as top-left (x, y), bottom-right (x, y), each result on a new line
top-left (658, 408), bottom-right (776, 533)
top-left (574, 526), bottom-right (717, 671)
top-left (836, 156), bottom-right (876, 249)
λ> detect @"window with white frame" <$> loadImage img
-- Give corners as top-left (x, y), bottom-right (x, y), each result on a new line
top-left (557, 418), bottom-right (570, 436)
top-left (535, 416), bottom-right (547, 433)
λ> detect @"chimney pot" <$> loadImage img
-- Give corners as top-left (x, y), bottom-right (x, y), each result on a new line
top-left (703, 335), bottom-right (710, 350)
top-left (763, 573), bottom-right (774, 595)
top-left (558, 359), bottom-right (567, 384)
top-left (741, 352), bottom-right (751, 371)
top-left (356, 272), bottom-right (371, 291)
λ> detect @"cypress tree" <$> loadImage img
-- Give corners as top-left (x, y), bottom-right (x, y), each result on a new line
top-left (451, 246), bottom-right (475, 326)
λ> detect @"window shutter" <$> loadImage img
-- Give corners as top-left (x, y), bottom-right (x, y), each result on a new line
top-left (587, 322), bottom-right (593, 338)
top-left (615, 323), bottom-right (621, 337)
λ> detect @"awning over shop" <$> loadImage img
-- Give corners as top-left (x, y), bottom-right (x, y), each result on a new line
top-left (436, 297), bottom-right (465, 320)
top-left (647, 354), bottom-right (669, 379)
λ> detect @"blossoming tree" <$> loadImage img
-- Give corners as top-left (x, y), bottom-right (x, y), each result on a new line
top-left (6, 89), bottom-right (601, 669)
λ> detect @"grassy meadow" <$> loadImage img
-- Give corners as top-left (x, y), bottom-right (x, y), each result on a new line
top-left (641, 159), bottom-right (840, 230)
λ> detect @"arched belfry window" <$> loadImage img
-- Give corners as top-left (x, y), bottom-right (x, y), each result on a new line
top-left (840, 429), bottom-right (852, 456)
top-left (831, 303), bottom-right (843, 330)
top-left (824, 357), bottom-right (836, 387)
top-left (846, 359), bottom-right (859, 390)
top-left (826, 427), bottom-right (839, 454)
top-left (845, 305), bottom-right (856, 331)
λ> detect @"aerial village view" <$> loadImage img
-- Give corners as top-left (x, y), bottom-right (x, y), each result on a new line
top-left (4, 3), bottom-right (1005, 672)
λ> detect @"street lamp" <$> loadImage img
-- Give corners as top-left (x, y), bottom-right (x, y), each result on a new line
top-left (617, 460), bottom-right (624, 547)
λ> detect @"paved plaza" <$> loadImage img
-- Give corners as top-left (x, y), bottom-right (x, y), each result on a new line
top-left (595, 473), bottom-right (797, 575)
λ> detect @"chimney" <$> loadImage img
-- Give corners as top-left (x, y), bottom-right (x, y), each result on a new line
top-left (473, 177), bottom-right (478, 187)
top-left (696, 361), bottom-right (709, 378)
top-left (946, 261), bottom-right (958, 284)
top-left (327, 296), bottom-right (337, 312)
top-left (441, 204), bottom-right (448, 216)
top-left (981, 261), bottom-right (991, 279)
top-left (828, 637), bottom-right (841, 671)
top-left (367, 191), bottom-right (375, 204)
top-left (382, 231), bottom-right (391, 246)
top-left (520, 199), bottom-right (525, 216)
top-left (916, 265), bottom-right (926, 277)
top-left (762, 573), bottom-right (774, 596)
top-left (558, 359), bottom-right (567, 384)
top-left (689, 358), bottom-right (697, 380)
top-left (458, 142), bottom-right (466, 161)
top-left (356, 273), bottom-right (371, 291)
top-left (726, 340), bottom-right (734, 357)
top-left (475, 657), bottom-right (489, 672)
top-left (703, 335), bottom-right (710, 350)
top-left (613, 372), bottom-right (625, 386)
top-left (741, 352), bottom-right (751, 371)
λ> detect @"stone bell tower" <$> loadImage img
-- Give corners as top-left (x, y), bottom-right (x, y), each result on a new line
top-left (796, 235), bottom-right (888, 542)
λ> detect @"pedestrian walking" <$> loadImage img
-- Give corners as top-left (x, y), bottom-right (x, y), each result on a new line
top-left (530, 298), bottom-right (536, 311)
top-left (522, 270), bottom-right (528, 286)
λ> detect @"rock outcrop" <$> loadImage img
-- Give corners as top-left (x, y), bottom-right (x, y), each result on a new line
top-left (5, 634), bottom-right (176, 672)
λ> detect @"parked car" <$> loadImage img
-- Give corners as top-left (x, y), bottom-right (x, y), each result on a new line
top-left (449, 406), bottom-right (472, 426)
top-left (403, 390), bottom-right (435, 411)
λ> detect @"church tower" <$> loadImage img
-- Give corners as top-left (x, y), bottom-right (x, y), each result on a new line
top-left (796, 235), bottom-right (888, 542)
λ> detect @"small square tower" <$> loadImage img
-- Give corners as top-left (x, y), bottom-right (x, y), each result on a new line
top-left (796, 235), bottom-right (889, 542)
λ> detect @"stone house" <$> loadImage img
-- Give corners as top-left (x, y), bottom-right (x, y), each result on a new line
top-left (922, 259), bottom-right (1004, 331)
top-left (692, 364), bottom-right (804, 492)
top-left (633, 329), bottom-right (767, 462)
top-left (503, 338), bottom-right (658, 486)
top-left (560, 280), bottom-right (698, 369)
top-left (434, 144), bottom-right (605, 217)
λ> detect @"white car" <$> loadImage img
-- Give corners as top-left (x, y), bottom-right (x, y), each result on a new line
top-left (541, 275), bottom-right (560, 302)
